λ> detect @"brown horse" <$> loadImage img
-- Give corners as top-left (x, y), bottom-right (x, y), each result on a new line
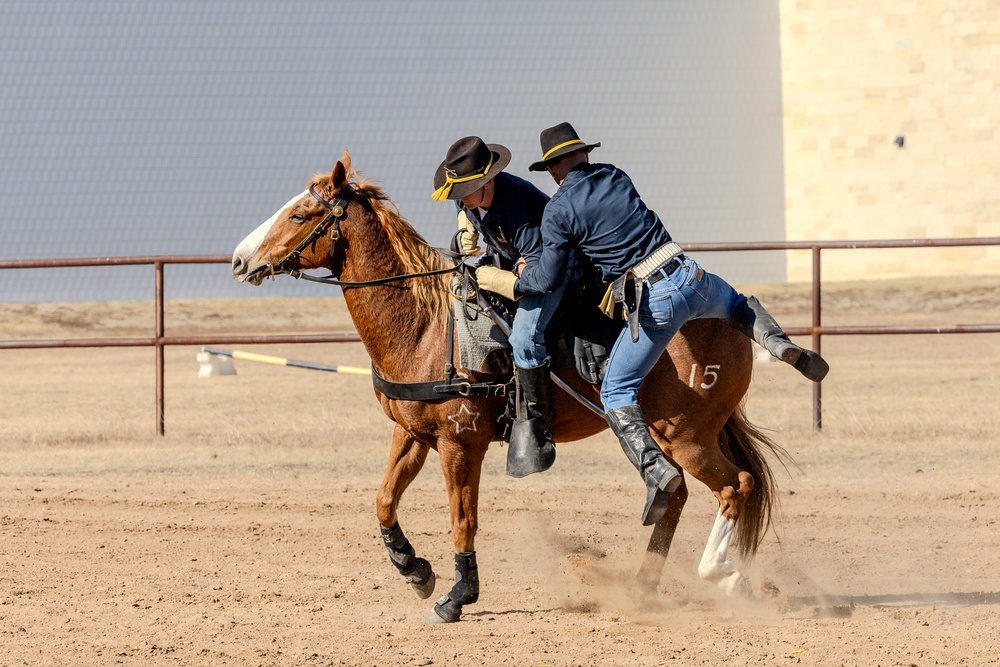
top-left (232, 152), bottom-right (787, 623)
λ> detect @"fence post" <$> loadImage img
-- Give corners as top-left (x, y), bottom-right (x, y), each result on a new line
top-left (811, 245), bottom-right (822, 430)
top-left (155, 261), bottom-right (165, 436)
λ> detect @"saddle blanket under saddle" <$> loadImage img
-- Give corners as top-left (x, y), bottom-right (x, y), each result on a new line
top-left (450, 283), bottom-right (619, 386)
top-left (454, 295), bottom-right (510, 374)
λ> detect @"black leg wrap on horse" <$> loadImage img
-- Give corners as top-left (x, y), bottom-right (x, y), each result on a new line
top-left (432, 551), bottom-right (479, 623)
top-left (380, 522), bottom-right (433, 588)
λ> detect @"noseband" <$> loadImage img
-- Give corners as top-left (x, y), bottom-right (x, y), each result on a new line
top-left (272, 184), bottom-right (352, 276)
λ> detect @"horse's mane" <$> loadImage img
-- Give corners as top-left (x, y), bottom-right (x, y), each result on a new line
top-left (313, 172), bottom-right (452, 319)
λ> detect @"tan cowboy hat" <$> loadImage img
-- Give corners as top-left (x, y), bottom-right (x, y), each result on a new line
top-left (432, 136), bottom-right (511, 201)
top-left (528, 122), bottom-right (601, 172)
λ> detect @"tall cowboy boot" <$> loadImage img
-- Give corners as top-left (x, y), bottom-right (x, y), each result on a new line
top-left (506, 361), bottom-right (556, 478)
top-left (729, 296), bottom-right (830, 382)
top-left (605, 405), bottom-right (682, 526)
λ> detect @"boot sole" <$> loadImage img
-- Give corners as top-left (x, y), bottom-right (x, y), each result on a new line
top-left (793, 350), bottom-right (830, 382)
top-left (779, 346), bottom-right (830, 382)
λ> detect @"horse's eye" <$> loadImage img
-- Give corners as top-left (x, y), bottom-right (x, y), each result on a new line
top-left (289, 214), bottom-right (306, 224)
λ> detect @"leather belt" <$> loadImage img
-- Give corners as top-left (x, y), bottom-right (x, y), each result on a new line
top-left (643, 256), bottom-right (684, 285)
top-left (607, 242), bottom-right (686, 344)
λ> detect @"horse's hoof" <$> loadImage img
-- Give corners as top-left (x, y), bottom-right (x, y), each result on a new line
top-left (425, 595), bottom-right (461, 623)
top-left (403, 558), bottom-right (435, 599)
top-left (629, 572), bottom-right (659, 599)
top-left (720, 572), bottom-right (752, 598)
top-left (423, 608), bottom-right (452, 624)
top-left (410, 570), bottom-right (436, 599)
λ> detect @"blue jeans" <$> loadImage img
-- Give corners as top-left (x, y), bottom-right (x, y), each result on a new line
top-left (600, 257), bottom-right (741, 411)
top-left (509, 280), bottom-right (567, 368)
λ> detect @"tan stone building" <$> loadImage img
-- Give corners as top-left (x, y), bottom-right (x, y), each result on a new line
top-left (780, 0), bottom-right (1000, 280)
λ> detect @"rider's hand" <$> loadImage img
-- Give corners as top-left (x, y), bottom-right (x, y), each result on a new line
top-left (457, 210), bottom-right (480, 255)
top-left (475, 266), bottom-right (519, 301)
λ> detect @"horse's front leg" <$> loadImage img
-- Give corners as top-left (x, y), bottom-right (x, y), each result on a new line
top-left (377, 425), bottom-right (436, 599)
top-left (426, 424), bottom-right (488, 624)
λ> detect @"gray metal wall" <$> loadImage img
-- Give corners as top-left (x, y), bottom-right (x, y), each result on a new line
top-left (0, 0), bottom-right (785, 302)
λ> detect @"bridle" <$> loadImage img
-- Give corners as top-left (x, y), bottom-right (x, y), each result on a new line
top-left (270, 184), bottom-right (351, 278)
top-left (274, 184), bottom-right (460, 288)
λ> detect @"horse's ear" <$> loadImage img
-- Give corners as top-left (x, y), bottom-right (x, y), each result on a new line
top-left (332, 151), bottom-right (352, 188)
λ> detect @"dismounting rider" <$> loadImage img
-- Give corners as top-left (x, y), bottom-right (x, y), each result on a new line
top-left (432, 136), bottom-right (565, 477)
top-left (515, 122), bottom-right (829, 526)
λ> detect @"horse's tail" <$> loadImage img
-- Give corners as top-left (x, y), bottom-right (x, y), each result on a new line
top-left (718, 402), bottom-right (792, 561)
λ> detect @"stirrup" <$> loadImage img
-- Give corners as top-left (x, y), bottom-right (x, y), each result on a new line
top-left (505, 417), bottom-right (556, 478)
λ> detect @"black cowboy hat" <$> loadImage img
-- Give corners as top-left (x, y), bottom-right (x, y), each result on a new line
top-left (528, 122), bottom-right (601, 172)
top-left (432, 136), bottom-right (511, 201)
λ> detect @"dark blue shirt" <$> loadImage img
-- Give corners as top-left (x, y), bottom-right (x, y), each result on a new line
top-left (456, 172), bottom-right (549, 269)
top-left (517, 162), bottom-right (672, 294)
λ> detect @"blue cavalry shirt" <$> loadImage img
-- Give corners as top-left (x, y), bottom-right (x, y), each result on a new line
top-left (516, 162), bottom-right (672, 294)
top-left (456, 172), bottom-right (549, 269)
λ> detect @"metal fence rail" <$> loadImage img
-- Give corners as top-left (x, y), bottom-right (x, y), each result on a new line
top-left (2, 238), bottom-right (998, 433)
top-left (684, 237), bottom-right (1000, 427)
top-left (0, 255), bottom-right (361, 434)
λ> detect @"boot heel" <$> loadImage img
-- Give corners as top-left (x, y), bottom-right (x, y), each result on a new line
top-left (663, 471), bottom-right (683, 493)
top-left (641, 478), bottom-right (676, 526)
top-left (776, 344), bottom-right (802, 366)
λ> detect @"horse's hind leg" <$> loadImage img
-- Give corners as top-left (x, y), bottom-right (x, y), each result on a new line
top-left (697, 506), bottom-right (752, 597)
top-left (376, 425), bottom-right (436, 599)
top-left (672, 439), bottom-right (756, 596)
top-left (647, 429), bottom-right (755, 597)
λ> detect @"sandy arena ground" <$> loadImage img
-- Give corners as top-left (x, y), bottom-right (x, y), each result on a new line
top-left (0, 278), bottom-right (998, 666)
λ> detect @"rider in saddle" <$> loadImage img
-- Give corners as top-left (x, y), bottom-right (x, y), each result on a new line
top-left (515, 122), bottom-right (830, 526)
top-left (433, 136), bottom-right (568, 478)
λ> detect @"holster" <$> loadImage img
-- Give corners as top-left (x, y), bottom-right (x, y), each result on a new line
top-left (610, 271), bottom-right (642, 343)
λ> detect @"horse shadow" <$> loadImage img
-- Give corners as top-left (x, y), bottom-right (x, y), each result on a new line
top-left (466, 591), bottom-right (1000, 622)
top-left (783, 590), bottom-right (1000, 618)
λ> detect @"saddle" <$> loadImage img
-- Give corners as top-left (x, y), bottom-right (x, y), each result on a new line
top-left (370, 253), bottom-right (621, 442)
top-left (453, 262), bottom-right (623, 387)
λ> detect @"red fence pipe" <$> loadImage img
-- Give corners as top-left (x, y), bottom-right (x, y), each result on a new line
top-left (155, 261), bottom-right (166, 435)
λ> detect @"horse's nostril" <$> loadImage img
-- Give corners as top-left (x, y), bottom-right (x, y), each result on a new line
top-left (232, 256), bottom-right (244, 274)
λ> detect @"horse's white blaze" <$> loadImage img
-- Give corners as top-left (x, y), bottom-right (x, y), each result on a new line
top-left (697, 509), bottom-right (750, 596)
top-left (232, 190), bottom-right (308, 281)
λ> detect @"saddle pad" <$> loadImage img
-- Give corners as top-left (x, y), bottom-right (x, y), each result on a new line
top-left (455, 297), bottom-right (509, 373)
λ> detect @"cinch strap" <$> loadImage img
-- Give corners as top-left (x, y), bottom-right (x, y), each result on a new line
top-left (432, 152), bottom-right (495, 201)
top-left (541, 139), bottom-right (584, 162)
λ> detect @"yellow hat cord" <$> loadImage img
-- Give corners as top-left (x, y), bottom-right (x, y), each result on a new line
top-left (431, 152), bottom-right (495, 201)
top-left (540, 139), bottom-right (584, 162)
